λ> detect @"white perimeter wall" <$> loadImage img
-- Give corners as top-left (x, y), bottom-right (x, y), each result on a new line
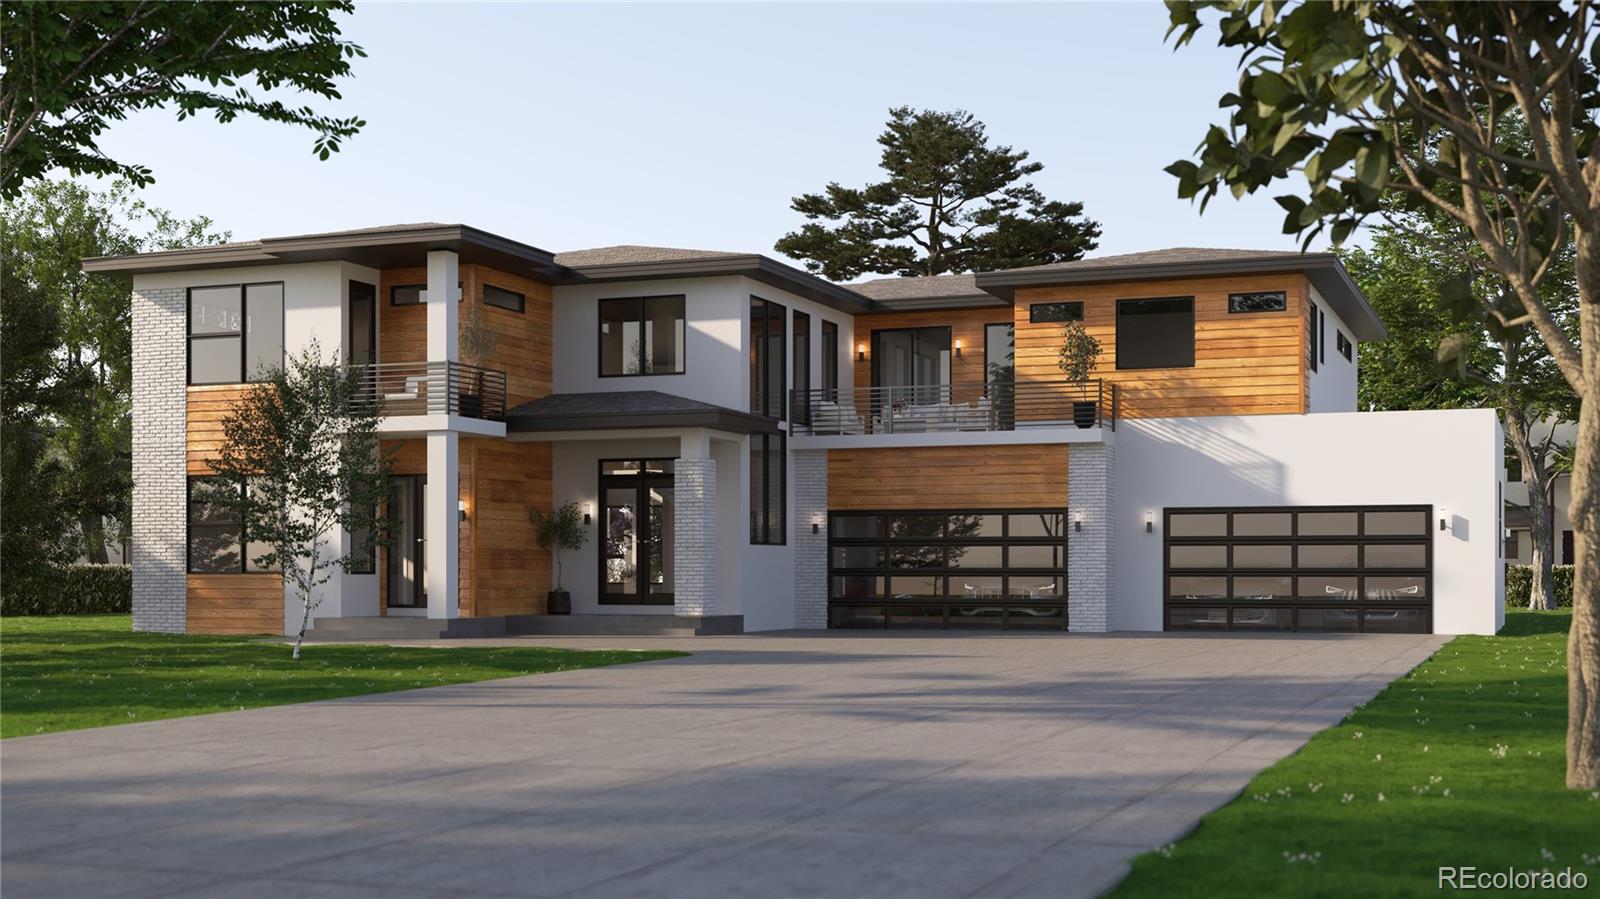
top-left (1307, 284), bottom-right (1359, 413)
top-left (1114, 408), bottom-right (1504, 635)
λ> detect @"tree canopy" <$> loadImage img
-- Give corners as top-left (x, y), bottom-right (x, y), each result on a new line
top-left (775, 107), bottom-right (1101, 280)
top-left (0, 1), bottom-right (366, 197)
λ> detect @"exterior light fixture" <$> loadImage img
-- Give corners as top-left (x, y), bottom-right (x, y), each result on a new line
top-left (954, 338), bottom-right (963, 357)
top-left (1439, 508), bottom-right (1449, 531)
top-left (1144, 510), bottom-right (1155, 534)
top-left (857, 342), bottom-right (867, 361)
top-left (811, 514), bottom-right (824, 535)
top-left (458, 499), bottom-right (468, 522)
top-left (582, 502), bottom-right (594, 526)
top-left (1072, 510), bottom-right (1084, 532)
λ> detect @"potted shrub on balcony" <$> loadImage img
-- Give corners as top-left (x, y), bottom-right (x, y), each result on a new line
top-left (530, 502), bottom-right (587, 615)
top-left (1056, 322), bottom-right (1102, 428)
top-left (457, 296), bottom-right (497, 418)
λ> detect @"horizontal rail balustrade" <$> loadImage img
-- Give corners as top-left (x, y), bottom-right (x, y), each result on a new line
top-left (791, 379), bottom-right (1114, 436)
top-left (351, 361), bottom-right (507, 421)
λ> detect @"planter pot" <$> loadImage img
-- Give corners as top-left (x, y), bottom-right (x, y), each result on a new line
top-left (547, 590), bottom-right (571, 615)
top-left (1072, 400), bottom-right (1097, 429)
top-left (458, 393), bottom-right (485, 418)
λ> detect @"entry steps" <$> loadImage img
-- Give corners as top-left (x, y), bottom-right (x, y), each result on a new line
top-left (306, 613), bottom-right (743, 640)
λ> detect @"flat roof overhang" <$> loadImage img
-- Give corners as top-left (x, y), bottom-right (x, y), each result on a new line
top-left (505, 390), bottom-right (780, 436)
top-left (558, 256), bottom-right (885, 317)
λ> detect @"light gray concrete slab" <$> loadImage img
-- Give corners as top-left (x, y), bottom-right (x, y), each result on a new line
top-left (2, 630), bottom-right (1443, 899)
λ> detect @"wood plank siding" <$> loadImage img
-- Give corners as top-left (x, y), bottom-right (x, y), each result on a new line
top-left (850, 306), bottom-right (1014, 405)
top-left (185, 384), bottom-right (254, 474)
top-left (827, 445), bottom-right (1068, 511)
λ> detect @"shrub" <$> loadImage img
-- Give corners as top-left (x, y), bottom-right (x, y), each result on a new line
top-left (0, 564), bottom-right (131, 616)
top-left (1504, 564), bottom-right (1574, 608)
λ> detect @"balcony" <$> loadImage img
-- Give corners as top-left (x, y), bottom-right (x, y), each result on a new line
top-left (791, 379), bottom-right (1117, 436)
top-left (355, 361), bottom-right (508, 421)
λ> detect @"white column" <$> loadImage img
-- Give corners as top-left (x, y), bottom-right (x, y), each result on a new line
top-left (792, 450), bottom-right (828, 629)
top-left (425, 431), bottom-right (460, 619)
top-left (1067, 440), bottom-right (1116, 632)
top-left (426, 250), bottom-right (459, 362)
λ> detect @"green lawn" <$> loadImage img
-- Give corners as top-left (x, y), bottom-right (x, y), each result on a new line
top-left (0, 614), bottom-right (685, 738)
top-left (1112, 610), bottom-right (1598, 898)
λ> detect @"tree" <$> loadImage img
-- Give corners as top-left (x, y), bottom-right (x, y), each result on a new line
top-left (530, 503), bottom-right (588, 594)
top-left (210, 342), bottom-right (392, 658)
top-left (0, 2), bottom-right (366, 197)
top-left (2, 179), bottom-right (226, 561)
top-left (775, 107), bottom-right (1101, 280)
top-left (1164, 1), bottom-right (1599, 788)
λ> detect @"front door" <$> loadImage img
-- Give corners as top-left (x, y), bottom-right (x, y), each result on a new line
top-left (599, 459), bottom-right (676, 605)
top-left (387, 475), bottom-right (426, 609)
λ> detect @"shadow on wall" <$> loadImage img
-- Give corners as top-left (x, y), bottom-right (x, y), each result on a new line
top-left (1127, 414), bottom-right (1287, 504)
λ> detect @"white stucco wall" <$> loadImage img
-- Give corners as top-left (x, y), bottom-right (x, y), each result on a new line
top-left (1307, 284), bottom-right (1359, 413)
top-left (1113, 408), bottom-right (1504, 635)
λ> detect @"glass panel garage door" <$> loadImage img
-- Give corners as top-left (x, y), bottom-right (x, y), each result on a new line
top-left (829, 509), bottom-right (1067, 630)
top-left (1164, 505), bottom-right (1431, 633)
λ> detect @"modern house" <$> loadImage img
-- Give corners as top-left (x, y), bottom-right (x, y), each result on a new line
top-left (87, 224), bottom-right (1504, 638)
top-left (1504, 418), bottom-right (1579, 566)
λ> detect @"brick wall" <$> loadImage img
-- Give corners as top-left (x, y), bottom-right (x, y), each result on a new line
top-left (792, 450), bottom-right (828, 629)
top-left (672, 458), bottom-right (717, 617)
top-left (130, 286), bottom-right (188, 633)
top-left (1067, 442), bottom-right (1115, 633)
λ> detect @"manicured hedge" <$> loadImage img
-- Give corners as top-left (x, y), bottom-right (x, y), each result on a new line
top-left (0, 564), bottom-right (132, 616)
top-left (1504, 564), bottom-right (1574, 608)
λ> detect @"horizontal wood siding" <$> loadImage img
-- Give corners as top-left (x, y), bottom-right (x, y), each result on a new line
top-left (827, 445), bottom-right (1068, 511)
top-left (1014, 273), bottom-right (1309, 419)
top-left (851, 306), bottom-right (1012, 405)
top-left (187, 574), bottom-right (283, 635)
top-left (466, 438), bottom-right (552, 617)
top-left (185, 385), bottom-right (256, 474)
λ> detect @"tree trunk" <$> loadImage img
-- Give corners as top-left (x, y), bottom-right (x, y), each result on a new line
top-left (1506, 413), bottom-right (1558, 611)
top-left (79, 513), bottom-right (108, 565)
top-left (1567, 230), bottom-right (1599, 790)
top-left (293, 600), bottom-right (312, 660)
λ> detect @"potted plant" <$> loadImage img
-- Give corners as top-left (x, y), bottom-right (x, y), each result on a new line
top-left (1056, 321), bottom-right (1102, 428)
top-left (530, 501), bottom-right (588, 615)
top-left (457, 294), bottom-right (497, 418)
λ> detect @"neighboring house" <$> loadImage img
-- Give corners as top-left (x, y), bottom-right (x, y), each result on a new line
top-left (1504, 418), bottom-right (1577, 566)
top-left (85, 226), bottom-right (1504, 639)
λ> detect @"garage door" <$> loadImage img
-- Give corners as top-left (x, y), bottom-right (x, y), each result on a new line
top-left (1164, 505), bottom-right (1431, 634)
top-left (829, 509), bottom-right (1067, 630)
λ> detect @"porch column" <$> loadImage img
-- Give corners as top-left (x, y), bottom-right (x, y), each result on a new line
top-left (425, 431), bottom-right (460, 619)
top-left (793, 449), bottom-right (828, 629)
top-left (1067, 439), bottom-right (1116, 632)
top-left (426, 250), bottom-right (459, 362)
top-left (673, 431), bottom-right (717, 618)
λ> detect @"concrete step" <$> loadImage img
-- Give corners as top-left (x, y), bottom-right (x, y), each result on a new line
top-left (306, 616), bottom-right (505, 640)
top-left (507, 614), bottom-right (743, 637)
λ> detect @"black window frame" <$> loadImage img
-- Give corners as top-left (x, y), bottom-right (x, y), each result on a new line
top-left (750, 296), bottom-right (787, 418)
top-left (1029, 302), bottom-right (1084, 323)
top-left (348, 280), bottom-right (377, 367)
top-left (1336, 329), bottom-right (1353, 361)
top-left (750, 432), bottom-right (786, 545)
top-left (185, 475), bottom-right (280, 574)
top-left (187, 282), bottom-right (285, 386)
top-left (598, 458), bottom-right (677, 605)
top-left (820, 320), bottom-right (839, 397)
top-left (390, 284), bottom-right (426, 306)
top-left (483, 283), bottom-right (526, 314)
top-left (597, 294), bottom-right (687, 378)
top-left (1308, 304), bottom-right (1320, 373)
top-left (869, 326), bottom-right (952, 391)
top-left (1114, 296), bottom-right (1195, 371)
top-left (1320, 309), bottom-right (1327, 364)
top-left (1227, 291), bottom-right (1288, 314)
top-left (792, 310), bottom-right (811, 425)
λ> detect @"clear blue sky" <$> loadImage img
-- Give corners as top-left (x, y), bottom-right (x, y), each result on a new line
top-left (83, 2), bottom-right (1354, 275)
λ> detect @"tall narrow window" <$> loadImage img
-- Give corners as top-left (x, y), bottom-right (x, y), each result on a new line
top-left (820, 320), bottom-right (839, 398)
top-left (598, 296), bottom-right (685, 376)
top-left (792, 310), bottom-right (810, 424)
top-left (749, 297), bottom-right (787, 418)
top-left (1308, 304), bottom-right (1320, 372)
top-left (1319, 309), bottom-right (1327, 365)
top-left (348, 281), bottom-right (377, 367)
top-left (984, 323), bottom-right (1014, 391)
top-left (1115, 297), bottom-right (1194, 370)
top-left (750, 432), bottom-right (786, 545)
top-left (188, 283), bottom-right (283, 385)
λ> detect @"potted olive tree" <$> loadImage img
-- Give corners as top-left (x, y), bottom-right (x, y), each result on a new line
top-left (457, 296), bottom-right (497, 418)
top-left (1056, 321), bottom-right (1102, 428)
top-left (530, 502), bottom-right (587, 615)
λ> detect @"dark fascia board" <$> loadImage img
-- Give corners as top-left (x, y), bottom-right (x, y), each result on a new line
top-left (869, 295), bottom-right (1009, 312)
top-left (82, 224), bottom-right (567, 280)
top-left (559, 255), bottom-right (887, 316)
top-left (974, 254), bottom-right (1387, 341)
top-left (507, 408), bottom-right (781, 435)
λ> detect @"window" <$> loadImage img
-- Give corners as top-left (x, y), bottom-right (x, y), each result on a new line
top-left (188, 283), bottom-right (283, 385)
top-left (1308, 304), bottom-right (1319, 372)
top-left (348, 281), bottom-right (376, 367)
top-left (390, 284), bottom-right (425, 306)
top-left (187, 477), bottom-right (277, 573)
top-left (1029, 302), bottom-right (1083, 323)
top-left (871, 327), bottom-right (950, 404)
top-left (1115, 296), bottom-right (1194, 370)
top-left (1337, 330), bottom-right (1353, 361)
top-left (820, 320), bottom-right (839, 397)
top-left (598, 295), bottom-right (685, 376)
top-left (1320, 310), bottom-right (1327, 364)
top-left (793, 310), bottom-right (810, 424)
top-left (750, 432), bottom-right (785, 544)
top-left (600, 459), bottom-right (676, 604)
top-left (1228, 291), bottom-right (1287, 313)
top-left (483, 284), bottom-right (525, 313)
top-left (1504, 532), bottom-right (1519, 560)
top-left (984, 323), bottom-right (1014, 390)
top-left (750, 296), bottom-right (786, 417)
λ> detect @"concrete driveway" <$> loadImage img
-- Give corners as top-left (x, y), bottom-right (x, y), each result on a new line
top-left (2, 630), bottom-right (1442, 899)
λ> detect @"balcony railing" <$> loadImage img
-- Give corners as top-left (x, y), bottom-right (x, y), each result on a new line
top-left (353, 361), bottom-right (507, 421)
top-left (791, 379), bottom-right (1116, 436)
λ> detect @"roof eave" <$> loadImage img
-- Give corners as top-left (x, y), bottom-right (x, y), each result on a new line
top-left (560, 255), bottom-right (886, 315)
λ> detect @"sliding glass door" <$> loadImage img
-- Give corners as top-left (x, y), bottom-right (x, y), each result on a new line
top-left (871, 327), bottom-right (951, 405)
top-left (600, 459), bottom-right (676, 605)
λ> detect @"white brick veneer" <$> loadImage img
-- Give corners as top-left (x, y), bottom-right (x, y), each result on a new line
top-left (672, 458), bottom-right (717, 617)
top-left (1067, 442), bottom-right (1115, 633)
top-left (792, 450), bottom-right (828, 629)
top-left (130, 286), bottom-right (188, 633)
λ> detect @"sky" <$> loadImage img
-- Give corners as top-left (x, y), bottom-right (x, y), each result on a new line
top-left (81, 2), bottom-right (1356, 277)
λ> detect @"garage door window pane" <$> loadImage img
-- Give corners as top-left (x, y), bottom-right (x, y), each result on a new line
top-left (832, 575), bottom-right (884, 598)
top-left (1365, 510), bottom-right (1428, 535)
top-left (1233, 545), bottom-right (1292, 568)
top-left (888, 606), bottom-right (945, 628)
top-left (1364, 544), bottom-right (1427, 568)
top-left (1298, 576), bottom-right (1358, 600)
top-left (953, 575), bottom-right (1004, 598)
top-left (1170, 576), bottom-right (1227, 600)
top-left (1009, 545), bottom-right (1064, 568)
top-left (889, 546), bottom-right (944, 568)
top-left (832, 546), bottom-right (881, 568)
top-left (947, 607), bottom-right (1005, 629)
top-left (1008, 512), bottom-right (1064, 537)
top-left (1169, 545), bottom-right (1227, 568)
top-left (1363, 608), bottom-right (1427, 633)
top-left (1298, 544), bottom-right (1358, 567)
top-left (1298, 511), bottom-right (1358, 535)
top-left (948, 545), bottom-right (1004, 568)
top-left (890, 515), bottom-right (945, 539)
top-left (1364, 576), bottom-right (1427, 600)
top-left (951, 514), bottom-right (1004, 538)
top-left (1170, 607), bottom-right (1228, 629)
top-left (1169, 513), bottom-right (1227, 537)
top-left (832, 515), bottom-right (883, 538)
top-left (1231, 607), bottom-right (1292, 630)
top-left (1298, 608), bottom-right (1360, 632)
top-left (833, 606), bottom-right (885, 628)
top-left (1010, 576), bottom-right (1063, 599)
top-left (1233, 512), bottom-right (1292, 536)
top-left (1234, 576), bottom-right (1292, 600)
top-left (1007, 606), bottom-right (1066, 629)
top-left (890, 575), bottom-right (944, 598)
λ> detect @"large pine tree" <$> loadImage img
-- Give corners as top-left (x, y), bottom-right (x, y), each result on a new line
top-left (776, 107), bottom-right (1101, 280)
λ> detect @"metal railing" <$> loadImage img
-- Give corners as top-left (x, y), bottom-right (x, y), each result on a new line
top-left (352, 361), bottom-right (508, 421)
top-left (791, 379), bottom-right (1116, 436)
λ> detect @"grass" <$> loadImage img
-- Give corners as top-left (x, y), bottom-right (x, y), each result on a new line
top-left (1112, 610), bottom-right (1598, 898)
top-left (0, 614), bottom-right (685, 738)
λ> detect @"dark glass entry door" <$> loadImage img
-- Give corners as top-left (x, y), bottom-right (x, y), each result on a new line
top-left (600, 459), bottom-right (675, 605)
top-left (387, 475), bottom-right (426, 609)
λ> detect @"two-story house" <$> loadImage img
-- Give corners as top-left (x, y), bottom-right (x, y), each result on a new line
top-left (86, 225), bottom-right (1505, 639)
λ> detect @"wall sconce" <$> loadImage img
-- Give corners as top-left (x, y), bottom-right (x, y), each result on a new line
top-left (954, 338), bottom-right (963, 358)
top-left (811, 514), bottom-right (824, 535)
top-left (1144, 510), bottom-right (1155, 534)
top-left (583, 502), bottom-right (594, 526)
top-left (458, 499), bottom-right (468, 522)
top-left (1072, 510), bottom-right (1084, 532)
top-left (856, 342), bottom-right (867, 362)
top-left (1439, 507), bottom-right (1449, 531)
